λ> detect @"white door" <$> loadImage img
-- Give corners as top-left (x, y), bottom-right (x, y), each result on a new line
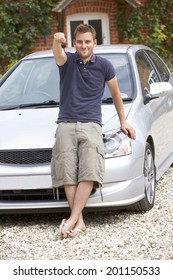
top-left (67, 13), bottom-right (110, 47)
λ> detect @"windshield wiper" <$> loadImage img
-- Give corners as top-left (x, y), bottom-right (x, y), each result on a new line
top-left (122, 98), bottom-right (133, 102)
top-left (0, 100), bottom-right (59, 110)
top-left (102, 98), bottom-right (113, 104)
top-left (102, 97), bottom-right (132, 104)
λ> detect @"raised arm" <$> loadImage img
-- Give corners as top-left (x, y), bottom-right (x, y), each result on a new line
top-left (52, 32), bottom-right (67, 66)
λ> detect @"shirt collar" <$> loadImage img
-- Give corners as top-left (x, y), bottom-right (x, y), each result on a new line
top-left (75, 52), bottom-right (96, 63)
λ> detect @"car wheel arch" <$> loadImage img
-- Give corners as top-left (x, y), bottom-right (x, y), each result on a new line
top-left (130, 140), bottom-right (156, 212)
top-left (146, 136), bottom-right (155, 163)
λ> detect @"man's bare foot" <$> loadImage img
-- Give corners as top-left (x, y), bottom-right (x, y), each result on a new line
top-left (69, 222), bottom-right (86, 238)
top-left (61, 219), bottom-right (76, 239)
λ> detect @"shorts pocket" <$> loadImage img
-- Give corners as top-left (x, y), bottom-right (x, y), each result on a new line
top-left (96, 146), bottom-right (105, 182)
top-left (51, 152), bottom-right (64, 182)
top-left (96, 146), bottom-right (105, 158)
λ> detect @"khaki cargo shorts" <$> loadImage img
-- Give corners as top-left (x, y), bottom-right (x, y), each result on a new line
top-left (51, 122), bottom-right (105, 187)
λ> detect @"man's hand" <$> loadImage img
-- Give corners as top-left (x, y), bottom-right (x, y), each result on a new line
top-left (121, 122), bottom-right (136, 140)
top-left (54, 32), bottom-right (66, 45)
top-left (53, 33), bottom-right (67, 66)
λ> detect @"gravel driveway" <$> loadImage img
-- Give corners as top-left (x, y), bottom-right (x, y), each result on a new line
top-left (0, 167), bottom-right (173, 260)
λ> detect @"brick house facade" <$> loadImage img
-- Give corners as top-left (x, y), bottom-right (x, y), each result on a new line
top-left (32, 0), bottom-right (148, 52)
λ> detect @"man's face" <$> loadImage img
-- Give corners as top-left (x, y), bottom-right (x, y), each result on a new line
top-left (73, 32), bottom-right (97, 61)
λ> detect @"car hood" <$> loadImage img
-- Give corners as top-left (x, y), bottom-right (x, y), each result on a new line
top-left (0, 103), bottom-right (132, 150)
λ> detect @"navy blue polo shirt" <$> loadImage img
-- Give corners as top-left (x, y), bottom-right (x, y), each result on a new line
top-left (57, 52), bottom-right (115, 125)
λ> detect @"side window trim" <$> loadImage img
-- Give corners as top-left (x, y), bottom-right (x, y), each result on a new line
top-left (144, 50), bottom-right (170, 82)
top-left (135, 50), bottom-right (160, 98)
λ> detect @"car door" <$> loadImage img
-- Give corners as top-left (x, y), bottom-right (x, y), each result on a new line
top-left (145, 50), bottom-right (173, 156)
top-left (135, 50), bottom-right (169, 171)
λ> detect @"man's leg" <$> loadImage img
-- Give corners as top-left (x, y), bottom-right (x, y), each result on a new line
top-left (64, 184), bottom-right (77, 209)
top-left (61, 184), bottom-right (77, 238)
top-left (69, 181), bottom-right (93, 221)
top-left (61, 181), bottom-right (93, 238)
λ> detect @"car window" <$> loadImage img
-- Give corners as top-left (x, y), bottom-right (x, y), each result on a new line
top-left (136, 50), bottom-right (160, 96)
top-left (0, 53), bottom-right (132, 108)
top-left (101, 54), bottom-right (133, 100)
top-left (145, 50), bottom-right (170, 82)
top-left (0, 58), bottom-right (60, 106)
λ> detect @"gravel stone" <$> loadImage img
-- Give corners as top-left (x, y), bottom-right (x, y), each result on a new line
top-left (0, 167), bottom-right (173, 260)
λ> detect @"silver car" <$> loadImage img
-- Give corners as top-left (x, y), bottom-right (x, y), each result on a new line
top-left (0, 45), bottom-right (173, 213)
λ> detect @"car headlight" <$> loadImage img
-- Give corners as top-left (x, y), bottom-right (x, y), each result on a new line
top-left (103, 130), bottom-right (132, 158)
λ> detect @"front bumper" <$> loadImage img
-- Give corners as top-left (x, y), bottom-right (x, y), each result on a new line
top-left (0, 155), bottom-right (145, 212)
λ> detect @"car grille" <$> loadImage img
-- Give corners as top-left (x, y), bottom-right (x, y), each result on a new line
top-left (0, 188), bottom-right (96, 202)
top-left (0, 149), bottom-right (52, 165)
top-left (0, 188), bottom-right (66, 201)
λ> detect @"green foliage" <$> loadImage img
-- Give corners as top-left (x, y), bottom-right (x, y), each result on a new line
top-left (0, 0), bottom-right (56, 74)
top-left (1, 0), bottom-right (173, 75)
top-left (117, 0), bottom-right (173, 63)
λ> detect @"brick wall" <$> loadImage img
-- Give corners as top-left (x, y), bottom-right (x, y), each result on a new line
top-left (33, 0), bottom-right (118, 52)
top-left (32, 0), bottom-right (148, 52)
top-left (64, 0), bottom-right (118, 45)
top-left (32, 22), bottom-right (57, 52)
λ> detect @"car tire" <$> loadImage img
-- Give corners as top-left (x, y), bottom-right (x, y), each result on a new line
top-left (133, 142), bottom-right (156, 212)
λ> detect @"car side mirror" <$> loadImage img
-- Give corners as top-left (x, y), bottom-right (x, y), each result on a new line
top-left (150, 82), bottom-right (173, 97)
top-left (144, 82), bottom-right (173, 104)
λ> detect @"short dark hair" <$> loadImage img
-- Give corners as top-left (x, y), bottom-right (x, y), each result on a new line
top-left (74, 24), bottom-right (97, 40)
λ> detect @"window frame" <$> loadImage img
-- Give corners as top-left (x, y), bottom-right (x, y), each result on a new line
top-left (144, 50), bottom-right (170, 82)
top-left (66, 13), bottom-right (110, 47)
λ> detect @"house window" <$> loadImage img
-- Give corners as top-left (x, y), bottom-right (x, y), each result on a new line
top-left (70, 20), bottom-right (83, 45)
top-left (88, 19), bottom-right (102, 44)
top-left (67, 13), bottom-right (110, 47)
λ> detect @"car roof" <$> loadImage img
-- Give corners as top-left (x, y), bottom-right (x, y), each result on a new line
top-left (24, 44), bottom-right (152, 60)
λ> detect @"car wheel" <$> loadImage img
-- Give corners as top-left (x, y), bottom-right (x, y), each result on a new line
top-left (133, 142), bottom-right (156, 212)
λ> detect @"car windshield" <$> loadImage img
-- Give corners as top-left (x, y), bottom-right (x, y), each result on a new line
top-left (102, 53), bottom-right (133, 101)
top-left (0, 54), bottom-right (133, 109)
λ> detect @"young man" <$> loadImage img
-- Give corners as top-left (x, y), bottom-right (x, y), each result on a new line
top-left (51, 24), bottom-right (136, 239)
